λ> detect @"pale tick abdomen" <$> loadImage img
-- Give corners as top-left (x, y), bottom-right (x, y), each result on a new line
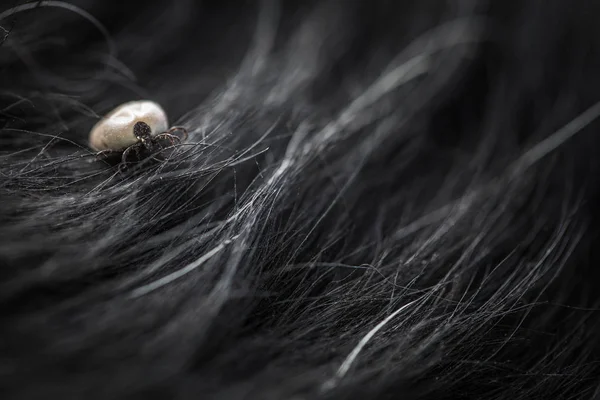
top-left (89, 100), bottom-right (169, 151)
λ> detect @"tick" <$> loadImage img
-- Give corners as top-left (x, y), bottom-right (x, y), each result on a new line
top-left (89, 100), bottom-right (188, 168)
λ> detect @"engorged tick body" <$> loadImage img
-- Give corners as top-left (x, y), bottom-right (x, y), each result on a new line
top-left (89, 100), bottom-right (188, 168)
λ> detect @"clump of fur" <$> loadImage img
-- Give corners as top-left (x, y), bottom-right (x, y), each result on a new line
top-left (1, 1), bottom-right (600, 399)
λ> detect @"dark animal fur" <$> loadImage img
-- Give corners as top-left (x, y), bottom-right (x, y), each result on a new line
top-left (1, 1), bottom-right (600, 399)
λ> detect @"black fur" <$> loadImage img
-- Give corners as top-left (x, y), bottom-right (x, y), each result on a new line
top-left (2, 1), bottom-right (600, 399)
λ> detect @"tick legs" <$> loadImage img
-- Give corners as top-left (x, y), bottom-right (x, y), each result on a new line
top-left (158, 126), bottom-right (188, 142)
top-left (119, 144), bottom-right (142, 172)
top-left (98, 126), bottom-right (189, 172)
top-left (155, 133), bottom-right (181, 147)
top-left (95, 149), bottom-right (120, 161)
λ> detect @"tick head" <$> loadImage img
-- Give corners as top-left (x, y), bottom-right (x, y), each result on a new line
top-left (133, 121), bottom-right (153, 147)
